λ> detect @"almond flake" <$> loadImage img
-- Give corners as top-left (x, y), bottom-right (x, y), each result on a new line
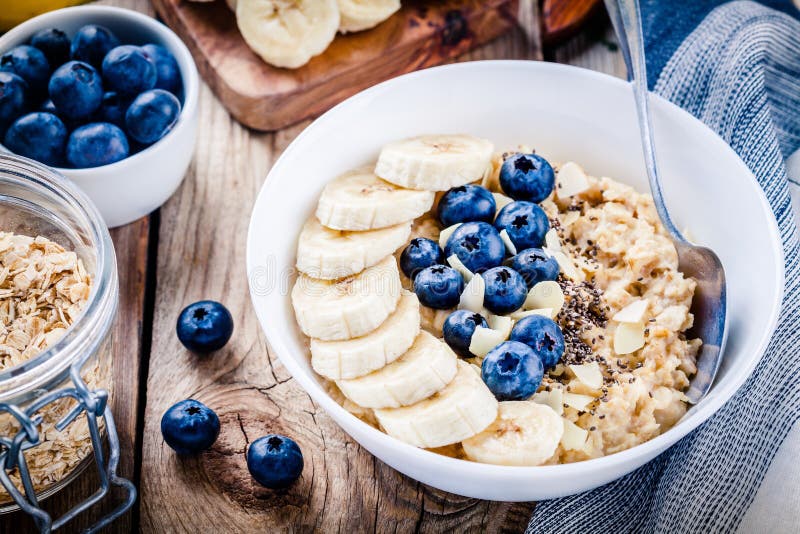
top-left (569, 362), bottom-right (603, 389)
top-left (563, 392), bottom-right (595, 411)
top-left (499, 229), bottom-right (517, 255)
top-left (614, 322), bottom-right (645, 355)
top-left (509, 308), bottom-right (553, 321)
top-left (439, 223), bottom-right (461, 249)
top-left (458, 273), bottom-right (484, 312)
top-left (468, 326), bottom-right (506, 357)
top-left (524, 281), bottom-right (564, 316)
top-left (487, 314), bottom-right (513, 339)
top-left (533, 388), bottom-right (564, 415)
top-left (561, 418), bottom-right (589, 451)
top-left (447, 254), bottom-right (473, 282)
top-left (556, 162), bottom-right (590, 198)
top-left (612, 300), bottom-right (649, 323)
top-left (544, 229), bottom-right (561, 252)
top-left (492, 192), bottom-right (514, 215)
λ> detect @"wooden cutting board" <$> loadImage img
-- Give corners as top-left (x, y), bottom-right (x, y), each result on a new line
top-left (151, 0), bottom-right (520, 131)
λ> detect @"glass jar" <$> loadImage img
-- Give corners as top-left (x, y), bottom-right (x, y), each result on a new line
top-left (0, 155), bottom-right (135, 531)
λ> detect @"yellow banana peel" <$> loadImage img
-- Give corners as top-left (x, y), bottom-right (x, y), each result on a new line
top-left (1, 1), bottom-right (88, 32)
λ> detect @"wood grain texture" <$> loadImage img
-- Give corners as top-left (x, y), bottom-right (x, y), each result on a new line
top-left (150, 0), bottom-right (520, 131)
top-left (550, 21), bottom-right (626, 78)
top-left (541, 0), bottom-right (602, 44)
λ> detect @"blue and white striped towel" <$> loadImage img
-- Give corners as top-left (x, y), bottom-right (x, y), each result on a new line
top-left (528, 2), bottom-right (800, 532)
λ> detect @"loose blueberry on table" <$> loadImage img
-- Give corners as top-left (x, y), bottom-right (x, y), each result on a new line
top-left (494, 201), bottom-right (550, 250)
top-left (510, 315), bottom-right (565, 368)
top-left (437, 184), bottom-right (496, 226)
top-left (482, 266), bottom-right (528, 315)
top-left (499, 153), bottom-right (555, 202)
top-left (247, 434), bottom-right (304, 489)
top-left (413, 264), bottom-right (464, 309)
top-left (400, 237), bottom-right (444, 279)
top-left (443, 309), bottom-right (489, 358)
top-left (444, 221), bottom-right (505, 273)
top-left (507, 247), bottom-right (560, 288)
top-left (481, 340), bottom-right (544, 401)
top-left (160, 399), bottom-right (220, 454)
top-left (176, 300), bottom-right (234, 353)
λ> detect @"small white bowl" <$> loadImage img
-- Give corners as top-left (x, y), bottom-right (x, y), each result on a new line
top-left (0, 6), bottom-right (199, 228)
top-left (246, 61), bottom-right (784, 501)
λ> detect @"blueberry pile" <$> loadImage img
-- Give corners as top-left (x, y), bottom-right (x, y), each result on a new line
top-left (0, 25), bottom-right (182, 168)
top-left (400, 153), bottom-right (569, 401)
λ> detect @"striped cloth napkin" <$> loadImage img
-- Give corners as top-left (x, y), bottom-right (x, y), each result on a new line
top-left (528, 1), bottom-right (800, 532)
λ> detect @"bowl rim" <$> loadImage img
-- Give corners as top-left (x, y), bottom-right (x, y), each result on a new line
top-left (0, 5), bottom-right (199, 177)
top-left (246, 60), bottom-right (785, 478)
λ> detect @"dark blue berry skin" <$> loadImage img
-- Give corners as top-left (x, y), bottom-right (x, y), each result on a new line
top-left (48, 61), bottom-right (103, 120)
top-left (94, 92), bottom-right (129, 126)
top-left (141, 44), bottom-right (181, 95)
top-left (481, 341), bottom-right (544, 401)
top-left (30, 28), bottom-right (71, 67)
top-left (413, 265), bottom-right (464, 310)
top-left (437, 184), bottom-right (496, 226)
top-left (125, 89), bottom-right (181, 144)
top-left (160, 399), bottom-right (220, 455)
top-left (66, 123), bottom-right (129, 168)
top-left (400, 237), bottom-right (443, 279)
top-left (102, 45), bottom-right (156, 95)
top-left (443, 309), bottom-right (488, 358)
top-left (509, 315), bottom-right (565, 368)
top-left (482, 266), bottom-right (527, 315)
top-left (444, 221), bottom-right (505, 274)
top-left (0, 72), bottom-right (28, 134)
top-left (176, 300), bottom-right (234, 353)
top-left (70, 25), bottom-right (120, 68)
top-left (4, 112), bottom-right (67, 166)
top-left (0, 46), bottom-right (50, 98)
top-left (494, 201), bottom-right (549, 251)
top-left (247, 434), bottom-right (304, 490)
top-left (499, 153), bottom-right (555, 202)
top-left (507, 248), bottom-right (560, 288)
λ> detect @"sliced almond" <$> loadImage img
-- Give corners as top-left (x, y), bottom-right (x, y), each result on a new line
top-left (544, 228), bottom-right (561, 252)
top-left (499, 229), bottom-right (517, 255)
top-left (458, 273), bottom-right (484, 312)
top-left (533, 387), bottom-right (564, 416)
top-left (551, 250), bottom-right (583, 282)
top-left (612, 300), bottom-right (648, 323)
top-left (563, 392), bottom-right (595, 412)
top-left (561, 418), bottom-right (589, 451)
top-left (562, 211), bottom-right (581, 227)
top-left (569, 362), bottom-right (603, 390)
top-left (614, 322), bottom-right (645, 355)
top-left (524, 281), bottom-right (564, 317)
top-left (492, 192), bottom-right (513, 215)
top-left (509, 308), bottom-right (553, 321)
top-left (487, 314), bottom-right (513, 339)
top-left (556, 162), bottom-right (590, 198)
top-left (468, 326), bottom-right (506, 357)
top-left (447, 254), bottom-right (473, 282)
top-left (439, 223), bottom-right (461, 249)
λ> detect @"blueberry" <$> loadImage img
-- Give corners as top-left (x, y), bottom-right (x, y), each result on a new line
top-left (444, 221), bottom-right (505, 274)
top-left (102, 45), bottom-right (156, 96)
top-left (247, 434), bottom-right (304, 490)
top-left (400, 237), bottom-right (443, 279)
top-left (443, 309), bottom-right (488, 358)
top-left (70, 25), bottom-right (120, 68)
top-left (40, 99), bottom-right (57, 113)
top-left (66, 123), bottom-right (129, 168)
top-left (494, 201), bottom-right (549, 250)
top-left (176, 300), bottom-right (234, 353)
top-left (0, 45), bottom-right (50, 98)
top-left (413, 265), bottom-right (464, 309)
top-left (125, 89), bottom-right (181, 144)
top-left (49, 61), bottom-right (103, 120)
top-left (94, 91), bottom-right (129, 126)
top-left (507, 248), bottom-right (559, 288)
top-left (30, 28), bottom-right (71, 67)
top-left (4, 112), bottom-right (67, 166)
top-left (482, 266), bottom-right (527, 314)
top-left (0, 72), bottom-right (28, 134)
top-left (509, 315), bottom-right (565, 368)
top-left (481, 340), bottom-right (544, 400)
top-left (160, 399), bottom-right (220, 454)
top-left (499, 153), bottom-right (555, 202)
top-left (437, 184), bottom-right (496, 226)
top-left (141, 44), bottom-right (182, 95)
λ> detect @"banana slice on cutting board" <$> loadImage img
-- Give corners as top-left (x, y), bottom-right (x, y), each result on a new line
top-left (292, 256), bottom-right (401, 340)
top-left (296, 216), bottom-right (410, 279)
top-left (375, 134), bottom-right (495, 191)
top-left (316, 166), bottom-right (435, 231)
top-left (236, 0), bottom-right (340, 69)
top-left (337, 0), bottom-right (401, 33)
top-left (336, 331), bottom-right (458, 409)
top-left (310, 290), bottom-right (421, 380)
top-left (461, 401), bottom-right (563, 466)
top-left (374, 361), bottom-right (499, 448)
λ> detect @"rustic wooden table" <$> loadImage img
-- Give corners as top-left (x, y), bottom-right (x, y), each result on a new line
top-left (2, 1), bottom-right (624, 531)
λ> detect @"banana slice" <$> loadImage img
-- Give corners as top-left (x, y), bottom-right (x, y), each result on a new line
top-left (337, 0), bottom-right (401, 33)
top-left (292, 256), bottom-right (401, 340)
top-left (462, 401), bottom-right (563, 466)
top-left (316, 167), bottom-right (434, 231)
top-left (337, 331), bottom-right (458, 408)
top-left (375, 135), bottom-right (495, 191)
top-left (311, 290), bottom-right (421, 380)
top-left (236, 0), bottom-right (340, 69)
top-left (375, 361), bottom-right (499, 448)
top-left (296, 217), bottom-right (410, 279)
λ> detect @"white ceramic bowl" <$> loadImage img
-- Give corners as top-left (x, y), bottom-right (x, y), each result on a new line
top-left (246, 61), bottom-right (784, 501)
top-left (0, 6), bottom-right (199, 228)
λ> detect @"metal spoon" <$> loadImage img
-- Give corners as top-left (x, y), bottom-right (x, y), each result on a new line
top-left (604, 0), bottom-right (727, 403)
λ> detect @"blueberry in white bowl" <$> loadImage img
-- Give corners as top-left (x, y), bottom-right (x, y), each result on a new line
top-left (66, 122), bottom-right (129, 168)
top-left (49, 60), bottom-right (103, 120)
top-left (481, 340), bottom-right (544, 401)
top-left (176, 300), bottom-right (234, 353)
top-left (509, 315), bottom-right (565, 368)
top-left (160, 399), bottom-right (220, 455)
top-left (141, 43), bottom-right (181, 95)
top-left (482, 266), bottom-right (528, 314)
top-left (444, 221), bottom-right (505, 273)
top-left (400, 237), bottom-right (443, 279)
top-left (507, 247), bottom-right (560, 288)
top-left (443, 309), bottom-right (488, 357)
top-left (125, 88), bottom-right (181, 145)
top-left (30, 28), bottom-right (71, 67)
top-left (0, 45), bottom-right (50, 98)
top-left (437, 184), bottom-right (496, 226)
top-left (95, 91), bottom-right (129, 126)
top-left (413, 264), bottom-right (464, 309)
top-left (70, 24), bottom-right (120, 68)
top-left (494, 201), bottom-right (549, 250)
top-left (40, 98), bottom-right (57, 113)
top-left (499, 153), bottom-right (555, 202)
top-left (0, 72), bottom-right (28, 133)
top-left (4, 112), bottom-right (67, 166)
top-left (101, 45), bottom-right (156, 96)
top-left (247, 434), bottom-right (304, 490)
